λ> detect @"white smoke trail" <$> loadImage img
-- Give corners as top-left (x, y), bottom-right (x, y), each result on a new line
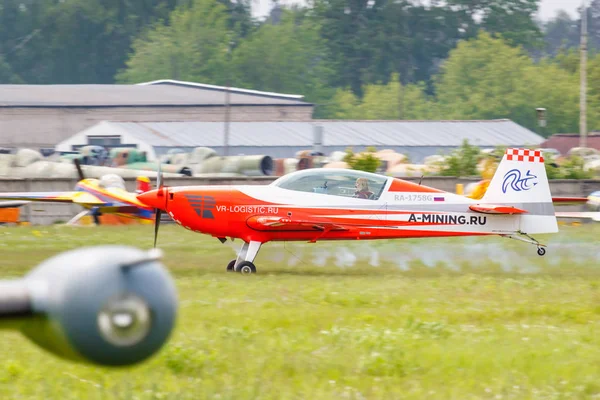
top-left (229, 230), bottom-right (599, 275)
top-left (312, 248), bottom-right (329, 267)
top-left (368, 249), bottom-right (380, 267)
top-left (334, 246), bottom-right (357, 268)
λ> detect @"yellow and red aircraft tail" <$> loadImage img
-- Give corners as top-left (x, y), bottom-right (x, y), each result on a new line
top-left (136, 176), bottom-right (152, 193)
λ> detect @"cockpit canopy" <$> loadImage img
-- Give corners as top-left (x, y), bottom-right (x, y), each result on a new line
top-left (272, 169), bottom-right (388, 200)
top-left (98, 174), bottom-right (126, 190)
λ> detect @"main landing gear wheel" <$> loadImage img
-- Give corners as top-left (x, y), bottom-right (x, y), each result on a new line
top-left (537, 247), bottom-right (546, 256)
top-left (226, 259), bottom-right (236, 272)
top-left (236, 261), bottom-right (257, 274)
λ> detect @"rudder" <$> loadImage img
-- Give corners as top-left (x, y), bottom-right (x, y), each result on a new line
top-left (481, 148), bottom-right (557, 234)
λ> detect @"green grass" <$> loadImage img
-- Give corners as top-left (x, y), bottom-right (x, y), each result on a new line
top-left (1, 224), bottom-right (600, 399)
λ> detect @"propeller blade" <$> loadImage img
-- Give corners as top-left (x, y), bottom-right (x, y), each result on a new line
top-left (73, 158), bottom-right (85, 181)
top-left (156, 162), bottom-right (163, 189)
top-left (153, 209), bottom-right (162, 248)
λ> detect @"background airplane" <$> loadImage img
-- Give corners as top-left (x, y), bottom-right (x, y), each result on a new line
top-left (466, 180), bottom-right (600, 221)
top-left (553, 190), bottom-right (600, 222)
top-left (0, 160), bottom-right (155, 225)
top-left (139, 148), bottom-right (560, 274)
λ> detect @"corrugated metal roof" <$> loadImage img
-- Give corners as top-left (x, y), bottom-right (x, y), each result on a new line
top-left (0, 84), bottom-right (311, 107)
top-left (85, 119), bottom-right (544, 147)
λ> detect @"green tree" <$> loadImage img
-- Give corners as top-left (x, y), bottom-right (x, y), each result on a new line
top-left (1, 0), bottom-right (181, 83)
top-left (437, 140), bottom-right (481, 177)
top-left (525, 60), bottom-right (580, 134)
top-left (434, 31), bottom-right (582, 135)
top-left (116, 0), bottom-right (231, 84)
top-left (229, 8), bottom-right (335, 116)
top-left (541, 10), bottom-right (580, 57)
top-left (357, 74), bottom-right (435, 120)
top-left (557, 156), bottom-right (594, 179)
top-left (435, 31), bottom-right (533, 121)
top-left (0, 56), bottom-right (23, 83)
top-left (343, 147), bottom-right (381, 173)
top-left (583, 53), bottom-right (600, 131)
top-left (329, 89), bottom-right (361, 119)
top-left (446, 0), bottom-right (542, 49)
top-left (553, 47), bottom-right (580, 74)
top-left (313, 0), bottom-right (475, 97)
top-left (326, 74), bottom-right (435, 120)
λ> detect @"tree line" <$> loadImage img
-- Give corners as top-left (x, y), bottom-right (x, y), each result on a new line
top-left (0, 0), bottom-right (598, 136)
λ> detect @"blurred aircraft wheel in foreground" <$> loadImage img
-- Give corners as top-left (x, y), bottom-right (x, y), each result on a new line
top-left (0, 246), bottom-right (178, 367)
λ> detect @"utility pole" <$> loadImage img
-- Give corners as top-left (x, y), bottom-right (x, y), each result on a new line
top-left (223, 85), bottom-right (231, 157)
top-left (223, 41), bottom-right (233, 157)
top-left (580, 0), bottom-right (588, 148)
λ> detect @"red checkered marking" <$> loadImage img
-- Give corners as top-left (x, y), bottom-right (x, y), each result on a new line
top-left (505, 148), bottom-right (544, 163)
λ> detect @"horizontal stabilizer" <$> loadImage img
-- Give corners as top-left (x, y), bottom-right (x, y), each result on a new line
top-left (552, 197), bottom-right (589, 206)
top-left (469, 204), bottom-right (528, 215)
top-left (556, 211), bottom-right (600, 222)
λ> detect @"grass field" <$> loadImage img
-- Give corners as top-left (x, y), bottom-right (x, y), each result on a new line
top-left (1, 224), bottom-right (600, 399)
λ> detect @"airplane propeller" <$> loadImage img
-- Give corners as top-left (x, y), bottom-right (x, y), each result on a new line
top-left (73, 158), bottom-right (85, 181)
top-left (153, 162), bottom-right (164, 248)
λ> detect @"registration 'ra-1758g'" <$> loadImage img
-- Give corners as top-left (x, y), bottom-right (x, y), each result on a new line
top-left (394, 194), bottom-right (434, 202)
top-left (408, 214), bottom-right (487, 225)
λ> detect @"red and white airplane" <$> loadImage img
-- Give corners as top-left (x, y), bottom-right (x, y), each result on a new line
top-left (138, 148), bottom-right (558, 274)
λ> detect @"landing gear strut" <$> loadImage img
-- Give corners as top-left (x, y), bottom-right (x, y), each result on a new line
top-left (225, 240), bottom-right (262, 274)
top-left (501, 231), bottom-right (547, 256)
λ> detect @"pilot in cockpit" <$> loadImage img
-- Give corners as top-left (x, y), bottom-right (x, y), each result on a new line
top-left (354, 178), bottom-right (374, 199)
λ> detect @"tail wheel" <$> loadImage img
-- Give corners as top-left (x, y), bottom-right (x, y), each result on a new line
top-left (236, 261), bottom-right (257, 274)
top-left (537, 247), bottom-right (546, 256)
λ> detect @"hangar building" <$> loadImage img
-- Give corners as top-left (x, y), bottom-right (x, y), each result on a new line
top-left (0, 79), bottom-right (313, 150)
top-left (56, 119), bottom-right (544, 163)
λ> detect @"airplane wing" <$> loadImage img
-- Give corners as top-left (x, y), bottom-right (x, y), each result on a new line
top-left (96, 205), bottom-right (146, 214)
top-left (0, 201), bottom-right (29, 208)
top-left (0, 191), bottom-right (105, 206)
top-left (469, 204), bottom-right (528, 215)
top-left (555, 212), bottom-right (600, 222)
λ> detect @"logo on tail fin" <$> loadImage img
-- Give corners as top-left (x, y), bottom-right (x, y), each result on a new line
top-left (502, 169), bottom-right (538, 193)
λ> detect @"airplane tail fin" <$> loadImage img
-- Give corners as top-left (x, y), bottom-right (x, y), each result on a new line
top-left (480, 148), bottom-right (558, 234)
top-left (136, 176), bottom-right (151, 194)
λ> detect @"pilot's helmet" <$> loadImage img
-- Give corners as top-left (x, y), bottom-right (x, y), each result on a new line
top-left (99, 174), bottom-right (126, 189)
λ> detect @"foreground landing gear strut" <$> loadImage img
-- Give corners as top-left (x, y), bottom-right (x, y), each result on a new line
top-left (226, 241), bottom-right (262, 274)
top-left (501, 231), bottom-right (546, 256)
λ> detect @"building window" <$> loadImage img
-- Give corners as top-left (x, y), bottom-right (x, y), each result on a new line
top-left (87, 136), bottom-right (122, 146)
